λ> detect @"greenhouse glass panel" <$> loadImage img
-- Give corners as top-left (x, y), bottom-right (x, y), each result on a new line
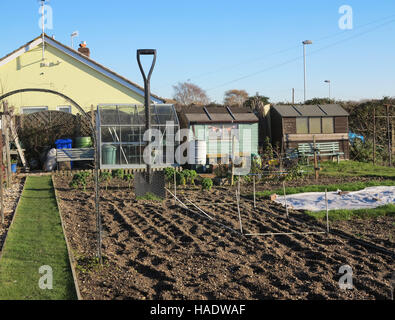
top-left (101, 126), bottom-right (120, 143)
top-left (97, 104), bottom-right (180, 169)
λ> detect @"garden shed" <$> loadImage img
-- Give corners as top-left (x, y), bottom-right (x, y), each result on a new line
top-left (179, 106), bottom-right (259, 164)
top-left (270, 104), bottom-right (350, 159)
top-left (97, 104), bottom-right (179, 169)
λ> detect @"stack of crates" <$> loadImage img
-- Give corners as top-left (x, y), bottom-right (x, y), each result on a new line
top-left (55, 139), bottom-right (73, 169)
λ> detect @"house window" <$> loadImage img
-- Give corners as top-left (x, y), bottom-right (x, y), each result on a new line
top-left (57, 105), bottom-right (72, 113)
top-left (309, 117), bottom-right (321, 134)
top-left (296, 117), bottom-right (308, 134)
top-left (322, 117), bottom-right (334, 133)
top-left (21, 106), bottom-right (48, 114)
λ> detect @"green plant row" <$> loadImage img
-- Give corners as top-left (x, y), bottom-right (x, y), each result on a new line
top-left (306, 204), bottom-right (395, 221)
top-left (164, 168), bottom-right (198, 186)
top-left (69, 170), bottom-right (134, 191)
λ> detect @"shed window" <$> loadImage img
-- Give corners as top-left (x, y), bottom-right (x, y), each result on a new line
top-left (296, 117), bottom-right (308, 134)
top-left (208, 124), bottom-right (238, 140)
top-left (322, 117), bottom-right (334, 133)
top-left (309, 118), bottom-right (321, 134)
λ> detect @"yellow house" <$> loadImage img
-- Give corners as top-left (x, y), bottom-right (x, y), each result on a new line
top-left (0, 34), bottom-right (165, 114)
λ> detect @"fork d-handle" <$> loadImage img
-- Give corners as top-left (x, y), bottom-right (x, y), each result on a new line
top-left (137, 49), bottom-right (157, 183)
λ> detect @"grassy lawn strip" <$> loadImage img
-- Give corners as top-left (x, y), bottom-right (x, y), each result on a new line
top-left (305, 204), bottom-right (395, 221)
top-left (0, 176), bottom-right (77, 300)
top-left (318, 161), bottom-right (395, 179)
top-left (252, 180), bottom-right (395, 199)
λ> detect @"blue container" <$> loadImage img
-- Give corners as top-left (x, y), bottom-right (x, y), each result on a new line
top-left (55, 138), bottom-right (72, 149)
top-left (11, 163), bottom-right (17, 173)
top-left (55, 138), bottom-right (73, 168)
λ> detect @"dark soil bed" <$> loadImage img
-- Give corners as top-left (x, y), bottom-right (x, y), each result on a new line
top-left (0, 177), bottom-right (24, 252)
top-left (53, 176), bottom-right (394, 300)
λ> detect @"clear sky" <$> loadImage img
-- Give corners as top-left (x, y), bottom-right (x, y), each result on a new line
top-left (0, 0), bottom-right (394, 103)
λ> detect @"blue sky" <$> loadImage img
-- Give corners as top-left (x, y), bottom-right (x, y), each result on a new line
top-left (0, 0), bottom-right (394, 103)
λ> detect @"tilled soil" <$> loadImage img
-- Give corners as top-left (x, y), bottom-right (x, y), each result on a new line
top-left (0, 177), bottom-right (24, 252)
top-left (54, 176), bottom-right (394, 300)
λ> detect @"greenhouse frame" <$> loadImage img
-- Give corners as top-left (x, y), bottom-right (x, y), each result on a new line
top-left (97, 104), bottom-right (180, 169)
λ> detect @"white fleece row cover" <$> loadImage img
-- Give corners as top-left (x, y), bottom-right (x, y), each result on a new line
top-left (274, 186), bottom-right (395, 212)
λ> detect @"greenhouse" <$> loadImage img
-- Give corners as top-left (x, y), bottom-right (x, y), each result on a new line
top-left (97, 104), bottom-right (180, 169)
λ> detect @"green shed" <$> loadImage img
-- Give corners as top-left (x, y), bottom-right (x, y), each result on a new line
top-left (179, 106), bottom-right (259, 165)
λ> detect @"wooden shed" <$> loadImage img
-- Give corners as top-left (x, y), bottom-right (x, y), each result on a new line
top-left (270, 104), bottom-right (349, 159)
top-left (178, 106), bottom-right (259, 164)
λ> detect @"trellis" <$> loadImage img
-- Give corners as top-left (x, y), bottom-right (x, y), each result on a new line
top-left (0, 88), bottom-right (103, 263)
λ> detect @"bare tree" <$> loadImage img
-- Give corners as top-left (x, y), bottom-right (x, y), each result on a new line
top-left (224, 89), bottom-right (249, 106)
top-left (172, 82), bottom-right (210, 106)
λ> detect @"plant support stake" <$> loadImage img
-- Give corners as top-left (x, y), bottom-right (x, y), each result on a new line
top-left (253, 175), bottom-right (256, 209)
top-left (174, 171), bottom-right (176, 205)
top-left (325, 189), bottom-right (330, 233)
top-left (283, 181), bottom-right (289, 218)
top-left (236, 180), bottom-right (243, 234)
top-left (0, 128), bottom-right (3, 224)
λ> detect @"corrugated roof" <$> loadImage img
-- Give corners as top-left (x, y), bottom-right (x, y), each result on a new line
top-left (182, 106), bottom-right (258, 123)
top-left (318, 104), bottom-right (349, 116)
top-left (272, 105), bottom-right (300, 117)
top-left (273, 104), bottom-right (348, 117)
top-left (297, 105), bottom-right (325, 116)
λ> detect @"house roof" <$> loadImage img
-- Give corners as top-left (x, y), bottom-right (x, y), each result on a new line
top-left (0, 34), bottom-right (165, 104)
top-left (182, 106), bottom-right (259, 124)
top-left (272, 104), bottom-right (349, 117)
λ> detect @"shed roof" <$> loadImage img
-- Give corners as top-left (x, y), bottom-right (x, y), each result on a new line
top-left (182, 106), bottom-right (258, 124)
top-left (272, 104), bottom-right (349, 117)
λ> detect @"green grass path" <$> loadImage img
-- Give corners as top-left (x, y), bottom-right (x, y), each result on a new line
top-left (0, 176), bottom-right (77, 300)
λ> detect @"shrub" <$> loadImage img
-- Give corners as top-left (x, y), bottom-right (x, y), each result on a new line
top-left (214, 165), bottom-right (228, 178)
top-left (124, 173), bottom-right (134, 189)
top-left (188, 170), bottom-right (198, 185)
top-left (176, 171), bottom-right (186, 186)
top-left (350, 140), bottom-right (373, 163)
top-left (285, 162), bottom-right (305, 181)
top-left (69, 172), bottom-right (91, 191)
top-left (181, 169), bottom-right (198, 185)
top-left (99, 171), bottom-right (112, 190)
top-left (201, 178), bottom-right (213, 191)
top-left (262, 137), bottom-right (274, 161)
top-left (112, 169), bottom-right (124, 180)
top-left (164, 167), bottom-right (176, 182)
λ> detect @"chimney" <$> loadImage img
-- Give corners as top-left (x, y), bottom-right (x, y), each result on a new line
top-left (78, 41), bottom-right (90, 58)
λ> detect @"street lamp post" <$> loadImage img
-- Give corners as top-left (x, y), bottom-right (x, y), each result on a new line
top-left (324, 80), bottom-right (331, 100)
top-left (302, 40), bottom-right (313, 103)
